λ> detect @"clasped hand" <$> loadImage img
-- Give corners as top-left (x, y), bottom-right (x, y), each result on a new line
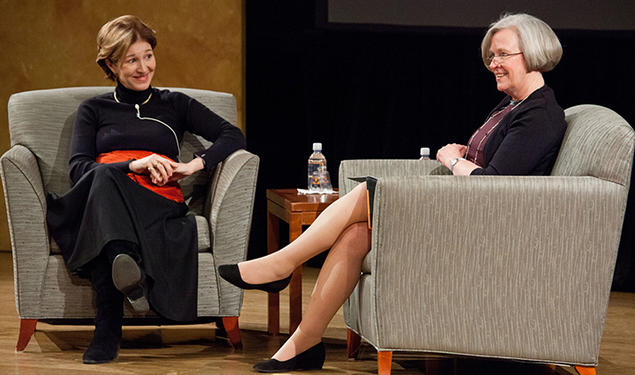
top-left (129, 154), bottom-right (205, 186)
top-left (436, 143), bottom-right (467, 169)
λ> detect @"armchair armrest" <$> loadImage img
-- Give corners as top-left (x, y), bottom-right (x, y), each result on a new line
top-left (338, 159), bottom-right (444, 194)
top-left (0, 145), bottom-right (50, 318)
top-left (363, 175), bottom-right (627, 364)
top-left (204, 149), bottom-right (259, 313)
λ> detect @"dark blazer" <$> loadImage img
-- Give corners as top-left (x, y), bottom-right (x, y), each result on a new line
top-left (471, 85), bottom-right (567, 175)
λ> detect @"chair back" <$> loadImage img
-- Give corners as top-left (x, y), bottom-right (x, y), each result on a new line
top-left (7, 87), bottom-right (238, 203)
top-left (552, 104), bottom-right (634, 187)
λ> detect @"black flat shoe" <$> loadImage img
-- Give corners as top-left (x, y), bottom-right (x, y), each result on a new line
top-left (112, 254), bottom-right (149, 314)
top-left (218, 264), bottom-right (292, 293)
top-left (253, 342), bottom-right (325, 373)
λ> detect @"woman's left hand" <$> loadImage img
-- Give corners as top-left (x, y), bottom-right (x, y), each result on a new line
top-left (129, 154), bottom-right (178, 186)
top-left (168, 157), bottom-right (206, 182)
top-left (436, 143), bottom-right (467, 169)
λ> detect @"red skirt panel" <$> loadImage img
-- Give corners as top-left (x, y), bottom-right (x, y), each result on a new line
top-left (97, 150), bottom-right (184, 203)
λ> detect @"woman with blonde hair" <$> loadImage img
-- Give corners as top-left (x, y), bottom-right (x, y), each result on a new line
top-left (220, 12), bottom-right (566, 372)
top-left (47, 15), bottom-right (245, 364)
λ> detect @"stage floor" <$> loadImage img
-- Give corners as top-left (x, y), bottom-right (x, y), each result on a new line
top-left (0, 251), bottom-right (633, 374)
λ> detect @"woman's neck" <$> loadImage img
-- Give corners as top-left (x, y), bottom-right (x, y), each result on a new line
top-left (510, 71), bottom-right (545, 101)
top-left (114, 81), bottom-right (153, 104)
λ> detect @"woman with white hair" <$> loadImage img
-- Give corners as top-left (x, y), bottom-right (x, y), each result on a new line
top-left (220, 13), bottom-right (566, 373)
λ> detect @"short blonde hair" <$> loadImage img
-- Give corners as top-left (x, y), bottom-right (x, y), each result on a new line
top-left (481, 13), bottom-right (562, 72)
top-left (96, 15), bottom-right (157, 81)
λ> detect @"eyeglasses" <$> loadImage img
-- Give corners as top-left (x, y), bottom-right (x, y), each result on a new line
top-left (486, 52), bottom-right (523, 65)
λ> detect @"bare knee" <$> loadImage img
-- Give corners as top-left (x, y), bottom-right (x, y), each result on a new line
top-left (332, 222), bottom-right (371, 260)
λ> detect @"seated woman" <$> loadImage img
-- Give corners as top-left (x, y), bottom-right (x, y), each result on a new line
top-left (46, 15), bottom-right (245, 364)
top-left (219, 13), bottom-right (566, 372)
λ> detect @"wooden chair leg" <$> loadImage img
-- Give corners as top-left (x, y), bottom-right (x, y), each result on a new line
top-left (221, 317), bottom-right (242, 349)
top-left (16, 319), bottom-right (37, 352)
top-left (574, 366), bottom-right (597, 375)
top-left (347, 329), bottom-right (362, 359)
top-left (377, 351), bottom-right (393, 375)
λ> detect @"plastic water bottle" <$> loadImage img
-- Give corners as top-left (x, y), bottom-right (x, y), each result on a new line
top-left (308, 143), bottom-right (327, 191)
top-left (419, 147), bottom-right (431, 160)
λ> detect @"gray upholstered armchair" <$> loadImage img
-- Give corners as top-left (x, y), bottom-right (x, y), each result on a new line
top-left (1, 87), bottom-right (258, 352)
top-left (339, 105), bottom-right (634, 375)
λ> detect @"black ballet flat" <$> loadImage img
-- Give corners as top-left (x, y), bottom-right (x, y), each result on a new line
top-left (218, 264), bottom-right (292, 293)
top-left (253, 342), bottom-right (325, 373)
top-left (112, 254), bottom-right (149, 314)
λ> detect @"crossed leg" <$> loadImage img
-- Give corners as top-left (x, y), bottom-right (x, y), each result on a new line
top-left (272, 221), bottom-right (371, 361)
top-left (238, 182), bottom-right (369, 285)
top-left (236, 182), bottom-right (372, 361)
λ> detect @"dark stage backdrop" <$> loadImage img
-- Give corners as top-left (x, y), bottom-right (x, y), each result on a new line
top-left (245, 1), bottom-right (635, 291)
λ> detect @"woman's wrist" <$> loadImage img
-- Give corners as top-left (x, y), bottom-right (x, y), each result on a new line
top-left (129, 159), bottom-right (139, 173)
top-left (450, 157), bottom-right (466, 172)
top-left (190, 157), bottom-right (205, 172)
top-left (452, 158), bottom-right (479, 176)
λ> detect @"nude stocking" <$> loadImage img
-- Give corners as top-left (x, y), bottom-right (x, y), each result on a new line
top-left (272, 221), bottom-right (371, 361)
top-left (238, 182), bottom-right (369, 285)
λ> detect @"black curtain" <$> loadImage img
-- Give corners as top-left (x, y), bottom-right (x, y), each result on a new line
top-left (245, 1), bottom-right (635, 291)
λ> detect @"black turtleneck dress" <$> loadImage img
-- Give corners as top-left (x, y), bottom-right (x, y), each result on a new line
top-left (46, 84), bottom-right (246, 321)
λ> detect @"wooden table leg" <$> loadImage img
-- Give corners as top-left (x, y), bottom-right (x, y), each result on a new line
top-left (288, 213), bottom-right (303, 334)
top-left (347, 329), bottom-right (362, 359)
top-left (289, 265), bottom-right (303, 334)
top-left (267, 206), bottom-right (281, 336)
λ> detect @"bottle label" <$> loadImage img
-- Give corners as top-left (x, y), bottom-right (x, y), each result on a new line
top-left (308, 151), bottom-right (330, 192)
top-left (308, 161), bottom-right (323, 190)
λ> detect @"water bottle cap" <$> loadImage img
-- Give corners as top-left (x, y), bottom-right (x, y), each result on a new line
top-left (312, 142), bottom-right (322, 151)
top-left (420, 147), bottom-right (430, 156)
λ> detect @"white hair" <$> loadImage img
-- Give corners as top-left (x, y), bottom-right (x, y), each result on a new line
top-left (481, 13), bottom-right (562, 72)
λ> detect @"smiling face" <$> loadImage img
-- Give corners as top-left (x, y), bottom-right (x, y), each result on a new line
top-left (488, 28), bottom-right (528, 100)
top-left (106, 40), bottom-right (155, 91)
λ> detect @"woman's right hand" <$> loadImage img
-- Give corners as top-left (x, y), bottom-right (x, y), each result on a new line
top-left (129, 154), bottom-right (179, 186)
top-left (436, 143), bottom-right (467, 169)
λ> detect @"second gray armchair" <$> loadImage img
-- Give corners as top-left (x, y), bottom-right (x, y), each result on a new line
top-left (339, 104), bottom-right (634, 375)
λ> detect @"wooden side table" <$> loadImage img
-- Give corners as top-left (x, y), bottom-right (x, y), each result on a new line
top-left (266, 188), bottom-right (339, 335)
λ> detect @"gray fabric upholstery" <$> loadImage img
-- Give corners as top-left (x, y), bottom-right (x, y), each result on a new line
top-left (1, 87), bottom-right (258, 320)
top-left (552, 105), bottom-right (633, 185)
top-left (339, 104), bottom-right (634, 367)
top-left (338, 159), bottom-right (446, 195)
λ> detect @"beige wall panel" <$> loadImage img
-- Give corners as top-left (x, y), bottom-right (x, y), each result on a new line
top-left (0, 0), bottom-right (245, 251)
